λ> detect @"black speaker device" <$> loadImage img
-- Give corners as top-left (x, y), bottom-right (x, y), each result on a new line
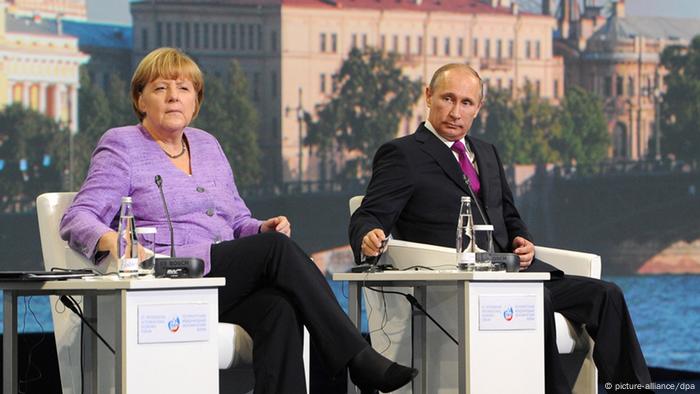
top-left (476, 252), bottom-right (520, 272)
top-left (154, 257), bottom-right (205, 278)
top-left (153, 175), bottom-right (205, 279)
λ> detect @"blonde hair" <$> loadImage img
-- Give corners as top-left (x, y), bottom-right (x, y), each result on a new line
top-left (130, 47), bottom-right (204, 121)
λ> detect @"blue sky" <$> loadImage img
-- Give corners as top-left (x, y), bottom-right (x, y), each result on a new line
top-left (85, 0), bottom-right (700, 26)
top-left (625, 0), bottom-right (700, 18)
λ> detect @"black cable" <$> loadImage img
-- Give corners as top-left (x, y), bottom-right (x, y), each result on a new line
top-left (18, 296), bottom-right (45, 394)
top-left (52, 296), bottom-right (85, 394)
top-left (342, 279), bottom-right (393, 354)
top-left (49, 267), bottom-right (99, 275)
top-left (49, 267), bottom-right (122, 278)
top-left (59, 295), bottom-right (116, 354)
top-left (400, 265), bottom-right (455, 271)
top-left (369, 289), bottom-right (392, 354)
top-left (365, 286), bottom-right (459, 345)
top-left (69, 296), bottom-right (85, 394)
top-left (80, 310), bottom-right (85, 394)
top-left (19, 296), bottom-right (29, 394)
top-left (410, 305), bottom-right (415, 371)
top-left (401, 265), bottom-right (435, 271)
top-left (404, 293), bottom-right (458, 345)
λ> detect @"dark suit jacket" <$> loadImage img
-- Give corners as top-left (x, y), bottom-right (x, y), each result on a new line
top-left (349, 123), bottom-right (557, 273)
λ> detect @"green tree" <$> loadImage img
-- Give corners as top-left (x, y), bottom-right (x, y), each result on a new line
top-left (555, 87), bottom-right (610, 167)
top-left (519, 85), bottom-right (562, 164)
top-left (660, 35), bottom-right (700, 165)
top-left (304, 47), bottom-right (422, 180)
top-left (0, 104), bottom-right (69, 208)
top-left (481, 89), bottom-right (526, 164)
top-left (194, 61), bottom-right (261, 191)
top-left (104, 73), bottom-right (135, 128)
top-left (73, 67), bottom-right (135, 188)
top-left (482, 85), bottom-right (608, 167)
top-left (74, 68), bottom-right (112, 186)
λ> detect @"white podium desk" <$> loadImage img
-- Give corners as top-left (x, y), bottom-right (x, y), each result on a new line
top-left (334, 270), bottom-right (549, 394)
top-left (1, 277), bottom-right (224, 394)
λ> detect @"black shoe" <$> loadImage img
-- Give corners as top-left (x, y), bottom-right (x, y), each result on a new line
top-left (348, 346), bottom-right (419, 393)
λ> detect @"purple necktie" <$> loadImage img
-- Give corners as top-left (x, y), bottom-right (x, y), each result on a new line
top-left (451, 141), bottom-right (481, 196)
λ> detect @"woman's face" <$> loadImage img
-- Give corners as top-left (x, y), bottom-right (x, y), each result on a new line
top-left (138, 77), bottom-right (197, 136)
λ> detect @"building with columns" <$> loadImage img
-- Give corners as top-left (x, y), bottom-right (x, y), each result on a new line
top-left (6, 0), bottom-right (87, 21)
top-left (0, 2), bottom-right (89, 132)
top-left (132, 0), bottom-right (563, 184)
top-left (553, 0), bottom-right (700, 161)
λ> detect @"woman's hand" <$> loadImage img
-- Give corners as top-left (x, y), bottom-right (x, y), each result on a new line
top-left (260, 216), bottom-right (291, 237)
top-left (97, 230), bottom-right (151, 261)
top-left (97, 231), bottom-right (119, 259)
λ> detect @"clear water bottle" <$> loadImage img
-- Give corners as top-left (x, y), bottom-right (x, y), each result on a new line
top-left (456, 196), bottom-right (476, 270)
top-left (117, 196), bottom-right (139, 278)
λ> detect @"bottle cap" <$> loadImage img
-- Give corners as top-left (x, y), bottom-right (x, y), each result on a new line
top-left (460, 196), bottom-right (471, 203)
top-left (121, 196), bottom-right (132, 203)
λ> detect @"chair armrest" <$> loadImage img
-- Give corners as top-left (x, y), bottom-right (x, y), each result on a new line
top-left (535, 246), bottom-right (601, 279)
top-left (62, 245), bottom-right (119, 274)
top-left (218, 323), bottom-right (254, 369)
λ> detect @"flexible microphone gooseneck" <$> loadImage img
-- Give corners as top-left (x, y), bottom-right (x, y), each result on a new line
top-left (462, 175), bottom-right (521, 272)
top-left (152, 175), bottom-right (204, 278)
top-left (462, 174), bottom-right (489, 225)
top-left (154, 175), bottom-right (176, 257)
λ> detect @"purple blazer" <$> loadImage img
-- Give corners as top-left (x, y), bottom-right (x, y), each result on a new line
top-left (59, 124), bottom-right (262, 275)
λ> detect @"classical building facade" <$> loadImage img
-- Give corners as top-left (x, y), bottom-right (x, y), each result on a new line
top-left (132, 0), bottom-right (563, 184)
top-left (554, 0), bottom-right (700, 161)
top-left (6, 0), bottom-right (87, 21)
top-left (0, 2), bottom-right (89, 132)
top-left (62, 20), bottom-right (133, 89)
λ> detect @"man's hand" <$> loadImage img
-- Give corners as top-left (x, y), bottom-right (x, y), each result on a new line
top-left (512, 236), bottom-right (535, 270)
top-left (260, 216), bottom-right (291, 237)
top-left (361, 228), bottom-right (386, 257)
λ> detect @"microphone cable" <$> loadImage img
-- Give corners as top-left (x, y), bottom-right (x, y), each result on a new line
top-left (364, 286), bottom-right (458, 345)
top-left (58, 295), bottom-right (116, 394)
top-left (59, 295), bottom-right (115, 354)
top-left (18, 296), bottom-right (45, 394)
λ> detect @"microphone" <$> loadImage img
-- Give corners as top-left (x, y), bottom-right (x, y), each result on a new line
top-left (462, 174), bottom-right (489, 225)
top-left (462, 174), bottom-right (519, 271)
top-left (152, 175), bottom-right (204, 278)
top-left (155, 175), bottom-right (176, 257)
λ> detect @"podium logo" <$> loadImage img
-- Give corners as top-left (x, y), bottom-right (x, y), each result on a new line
top-left (168, 316), bottom-right (181, 332)
top-left (503, 307), bottom-right (514, 321)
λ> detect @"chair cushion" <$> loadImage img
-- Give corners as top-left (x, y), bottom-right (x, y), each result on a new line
top-left (555, 312), bottom-right (587, 354)
top-left (218, 323), bottom-right (253, 369)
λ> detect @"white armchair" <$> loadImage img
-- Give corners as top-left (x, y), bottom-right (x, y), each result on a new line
top-left (37, 192), bottom-right (310, 393)
top-left (349, 195), bottom-right (598, 394)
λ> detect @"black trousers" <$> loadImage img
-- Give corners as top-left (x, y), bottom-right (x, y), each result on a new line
top-left (208, 232), bottom-right (368, 394)
top-left (543, 274), bottom-right (651, 394)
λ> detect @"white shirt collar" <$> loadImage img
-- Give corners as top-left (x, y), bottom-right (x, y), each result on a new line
top-left (424, 120), bottom-right (475, 163)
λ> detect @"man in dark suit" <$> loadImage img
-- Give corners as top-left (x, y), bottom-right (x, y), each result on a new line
top-left (349, 63), bottom-right (652, 393)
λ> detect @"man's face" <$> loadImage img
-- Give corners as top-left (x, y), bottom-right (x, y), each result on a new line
top-left (425, 69), bottom-right (483, 141)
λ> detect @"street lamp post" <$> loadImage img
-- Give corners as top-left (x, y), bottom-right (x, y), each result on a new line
top-left (69, 126), bottom-right (74, 190)
top-left (626, 98), bottom-right (634, 162)
top-left (654, 88), bottom-right (662, 161)
top-left (285, 88), bottom-right (304, 191)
